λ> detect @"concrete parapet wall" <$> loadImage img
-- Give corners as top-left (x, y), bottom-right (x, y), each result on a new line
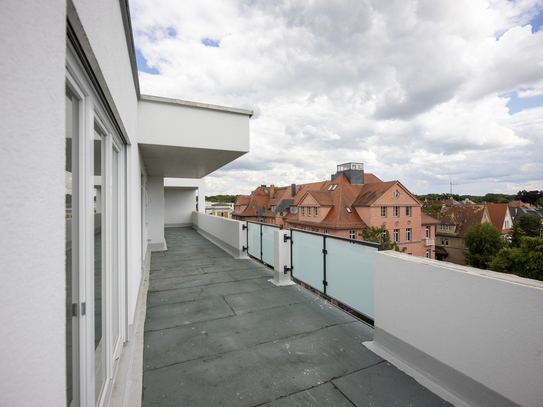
top-left (192, 212), bottom-right (247, 259)
top-left (369, 251), bottom-right (543, 407)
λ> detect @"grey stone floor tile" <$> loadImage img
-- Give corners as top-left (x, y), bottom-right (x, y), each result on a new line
top-left (148, 272), bottom-right (235, 292)
top-left (143, 302), bottom-right (354, 371)
top-left (146, 277), bottom-right (272, 308)
top-left (223, 285), bottom-right (306, 315)
top-left (144, 296), bottom-right (235, 332)
top-left (332, 362), bottom-right (452, 407)
top-left (261, 382), bottom-right (354, 407)
top-left (142, 325), bottom-right (382, 407)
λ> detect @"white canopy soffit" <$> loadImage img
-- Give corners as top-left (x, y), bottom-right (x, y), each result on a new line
top-left (138, 95), bottom-right (252, 178)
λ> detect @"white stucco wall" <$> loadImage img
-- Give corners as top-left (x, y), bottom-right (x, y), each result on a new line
top-left (0, 0), bottom-right (67, 405)
top-left (372, 251), bottom-right (543, 407)
top-left (165, 189), bottom-right (197, 226)
top-left (138, 98), bottom-right (250, 152)
top-left (71, 0), bottom-right (138, 141)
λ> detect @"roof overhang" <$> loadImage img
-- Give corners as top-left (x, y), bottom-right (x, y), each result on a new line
top-left (138, 95), bottom-right (252, 178)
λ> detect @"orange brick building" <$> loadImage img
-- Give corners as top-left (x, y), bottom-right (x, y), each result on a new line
top-left (232, 163), bottom-right (437, 258)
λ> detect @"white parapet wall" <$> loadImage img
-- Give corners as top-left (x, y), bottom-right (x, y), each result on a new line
top-left (367, 251), bottom-right (543, 407)
top-left (192, 212), bottom-right (247, 259)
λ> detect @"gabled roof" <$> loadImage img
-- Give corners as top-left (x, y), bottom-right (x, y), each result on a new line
top-left (351, 181), bottom-right (398, 206)
top-left (300, 190), bottom-right (334, 206)
top-left (421, 212), bottom-right (441, 225)
top-left (440, 205), bottom-right (487, 236)
top-left (235, 195), bottom-right (250, 205)
top-left (486, 203), bottom-right (511, 234)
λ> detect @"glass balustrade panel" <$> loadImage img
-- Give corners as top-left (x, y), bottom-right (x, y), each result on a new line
top-left (325, 239), bottom-right (376, 319)
top-left (291, 232), bottom-right (324, 291)
top-left (261, 225), bottom-right (275, 266)
top-left (247, 223), bottom-right (261, 260)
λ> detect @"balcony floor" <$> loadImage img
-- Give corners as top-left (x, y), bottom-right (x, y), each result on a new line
top-left (142, 227), bottom-right (451, 406)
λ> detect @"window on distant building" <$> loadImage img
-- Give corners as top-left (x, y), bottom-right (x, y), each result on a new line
top-left (394, 229), bottom-right (399, 242)
top-left (302, 207), bottom-right (305, 216)
top-left (440, 225), bottom-right (444, 230)
top-left (381, 207), bottom-right (387, 217)
top-left (425, 250), bottom-right (430, 259)
top-left (280, 212), bottom-right (283, 216)
top-left (406, 206), bottom-right (411, 217)
top-left (346, 206), bottom-right (352, 214)
top-left (324, 230), bottom-right (329, 234)
top-left (426, 226), bottom-right (430, 238)
top-left (350, 230), bottom-right (356, 239)
top-left (394, 206), bottom-right (399, 217)
top-left (445, 238), bottom-right (449, 246)
top-left (406, 228), bottom-right (411, 242)
top-left (308, 207), bottom-right (311, 216)
top-left (441, 237), bottom-right (444, 245)
top-left (445, 225), bottom-right (450, 231)
top-left (315, 207), bottom-right (318, 216)
top-left (505, 220), bottom-right (509, 228)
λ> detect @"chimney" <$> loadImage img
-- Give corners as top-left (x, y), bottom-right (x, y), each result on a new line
top-left (291, 184), bottom-right (296, 197)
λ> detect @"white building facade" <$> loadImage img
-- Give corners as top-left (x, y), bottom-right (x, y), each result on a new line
top-left (0, 1), bottom-right (251, 406)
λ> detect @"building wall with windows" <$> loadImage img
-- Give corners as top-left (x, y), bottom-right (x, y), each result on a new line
top-left (0, 1), bottom-right (251, 406)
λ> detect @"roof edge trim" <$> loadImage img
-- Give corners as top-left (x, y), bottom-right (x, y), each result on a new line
top-left (140, 94), bottom-right (254, 117)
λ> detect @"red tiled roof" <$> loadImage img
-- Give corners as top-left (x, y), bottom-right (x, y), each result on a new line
top-left (303, 190), bottom-right (334, 206)
top-left (486, 203), bottom-right (511, 234)
top-left (235, 195), bottom-right (251, 205)
top-left (351, 181), bottom-right (398, 206)
top-left (508, 200), bottom-right (525, 207)
top-left (421, 212), bottom-right (441, 225)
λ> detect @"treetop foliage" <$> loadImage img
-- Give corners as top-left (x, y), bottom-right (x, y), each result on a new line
top-left (359, 224), bottom-right (407, 252)
top-left (206, 195), bottom-right (240, 203)
top-left (463, 222), bottom-right (504, 269)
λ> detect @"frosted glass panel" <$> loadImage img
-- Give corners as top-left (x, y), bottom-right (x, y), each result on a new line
top-left (291, 231), bottom-right (324, 291)
top-left (247, 223), bottom-right (261, 260)
top-left (261, 225), bottom-right (275, 266)
top-left (326, 239), bottom-right (377, 319)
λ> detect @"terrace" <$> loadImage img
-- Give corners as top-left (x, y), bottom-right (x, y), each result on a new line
top-left (117, 214), bottom-right (543, 407)
top-left (140, 227), bottom-right (449, 406)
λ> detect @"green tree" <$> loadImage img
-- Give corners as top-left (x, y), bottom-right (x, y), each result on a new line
top-left (489, 237), bottom-right (543, 281)
top-left (463, 222), bottom-right (504, 269)
top-left (507, 222), bottom-right (525, 248)
top-left (422, 204), bottom-right (443, 213)
top-left (359, 224), bottom-right (407, 252)
top-left (517, 214), bottom-right (543, 237)
top-left (535, 197), bottom-right (543, 209)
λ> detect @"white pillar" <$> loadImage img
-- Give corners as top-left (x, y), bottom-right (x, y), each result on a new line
top-left (147, 176), bottom-right (166, 251)
top-left (198, 178), bottom-right (206, 213)
top-left (271, 229), bottom-right (295, 286)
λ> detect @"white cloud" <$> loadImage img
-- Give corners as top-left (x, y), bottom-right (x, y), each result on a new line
top-left (518, 88), bottom-right (543, 97)
top-left (131, 0), bottom-right (543, 196)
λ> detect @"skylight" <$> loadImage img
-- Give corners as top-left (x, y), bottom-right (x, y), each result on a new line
top-left (346, 206), bottom-right (352, 213)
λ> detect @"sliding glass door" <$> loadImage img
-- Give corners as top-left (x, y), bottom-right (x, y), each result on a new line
top-left (66, 44), bottom-right (126, 407)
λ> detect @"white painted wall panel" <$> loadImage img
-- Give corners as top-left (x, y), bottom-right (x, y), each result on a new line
top-left (165, 189), bottom-right (197, 226)
top-left (0, 0), bottom-right (67, 405)
top-left (147, 177), bottom-right (165, 250)
top-left (373, 252), bottom-right (543, 407)
top-left (138, 98), bottom-right (250, 152)
top-left (72, 0), bottom-right (138, 141)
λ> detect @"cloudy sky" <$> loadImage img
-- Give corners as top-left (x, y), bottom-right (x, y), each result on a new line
top-left (131, 0), bottom-right (543, 197)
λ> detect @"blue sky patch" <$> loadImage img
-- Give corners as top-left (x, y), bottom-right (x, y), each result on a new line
top-left (501, 90), bottom-right (543, 114)
top-left (135, 48), bottom-right (159, 75)
top-left (202, 38), bottom-right (220, 47)
top-left (529, 9), bottom-right (543, 33)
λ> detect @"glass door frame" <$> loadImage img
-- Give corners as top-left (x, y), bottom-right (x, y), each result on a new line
top-left (66, 42), bottom-right (127, 407)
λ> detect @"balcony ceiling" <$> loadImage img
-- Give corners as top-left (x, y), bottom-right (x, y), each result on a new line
top-left (139, 144), bottom-right (246, 178)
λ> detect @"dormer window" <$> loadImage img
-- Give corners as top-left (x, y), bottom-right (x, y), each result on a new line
top-left (302, 207), bottom-right (305, 216)
top-left (315, 207), bottom-right (318, 216)
top-left (308, 207), bottom-right (311, 216)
